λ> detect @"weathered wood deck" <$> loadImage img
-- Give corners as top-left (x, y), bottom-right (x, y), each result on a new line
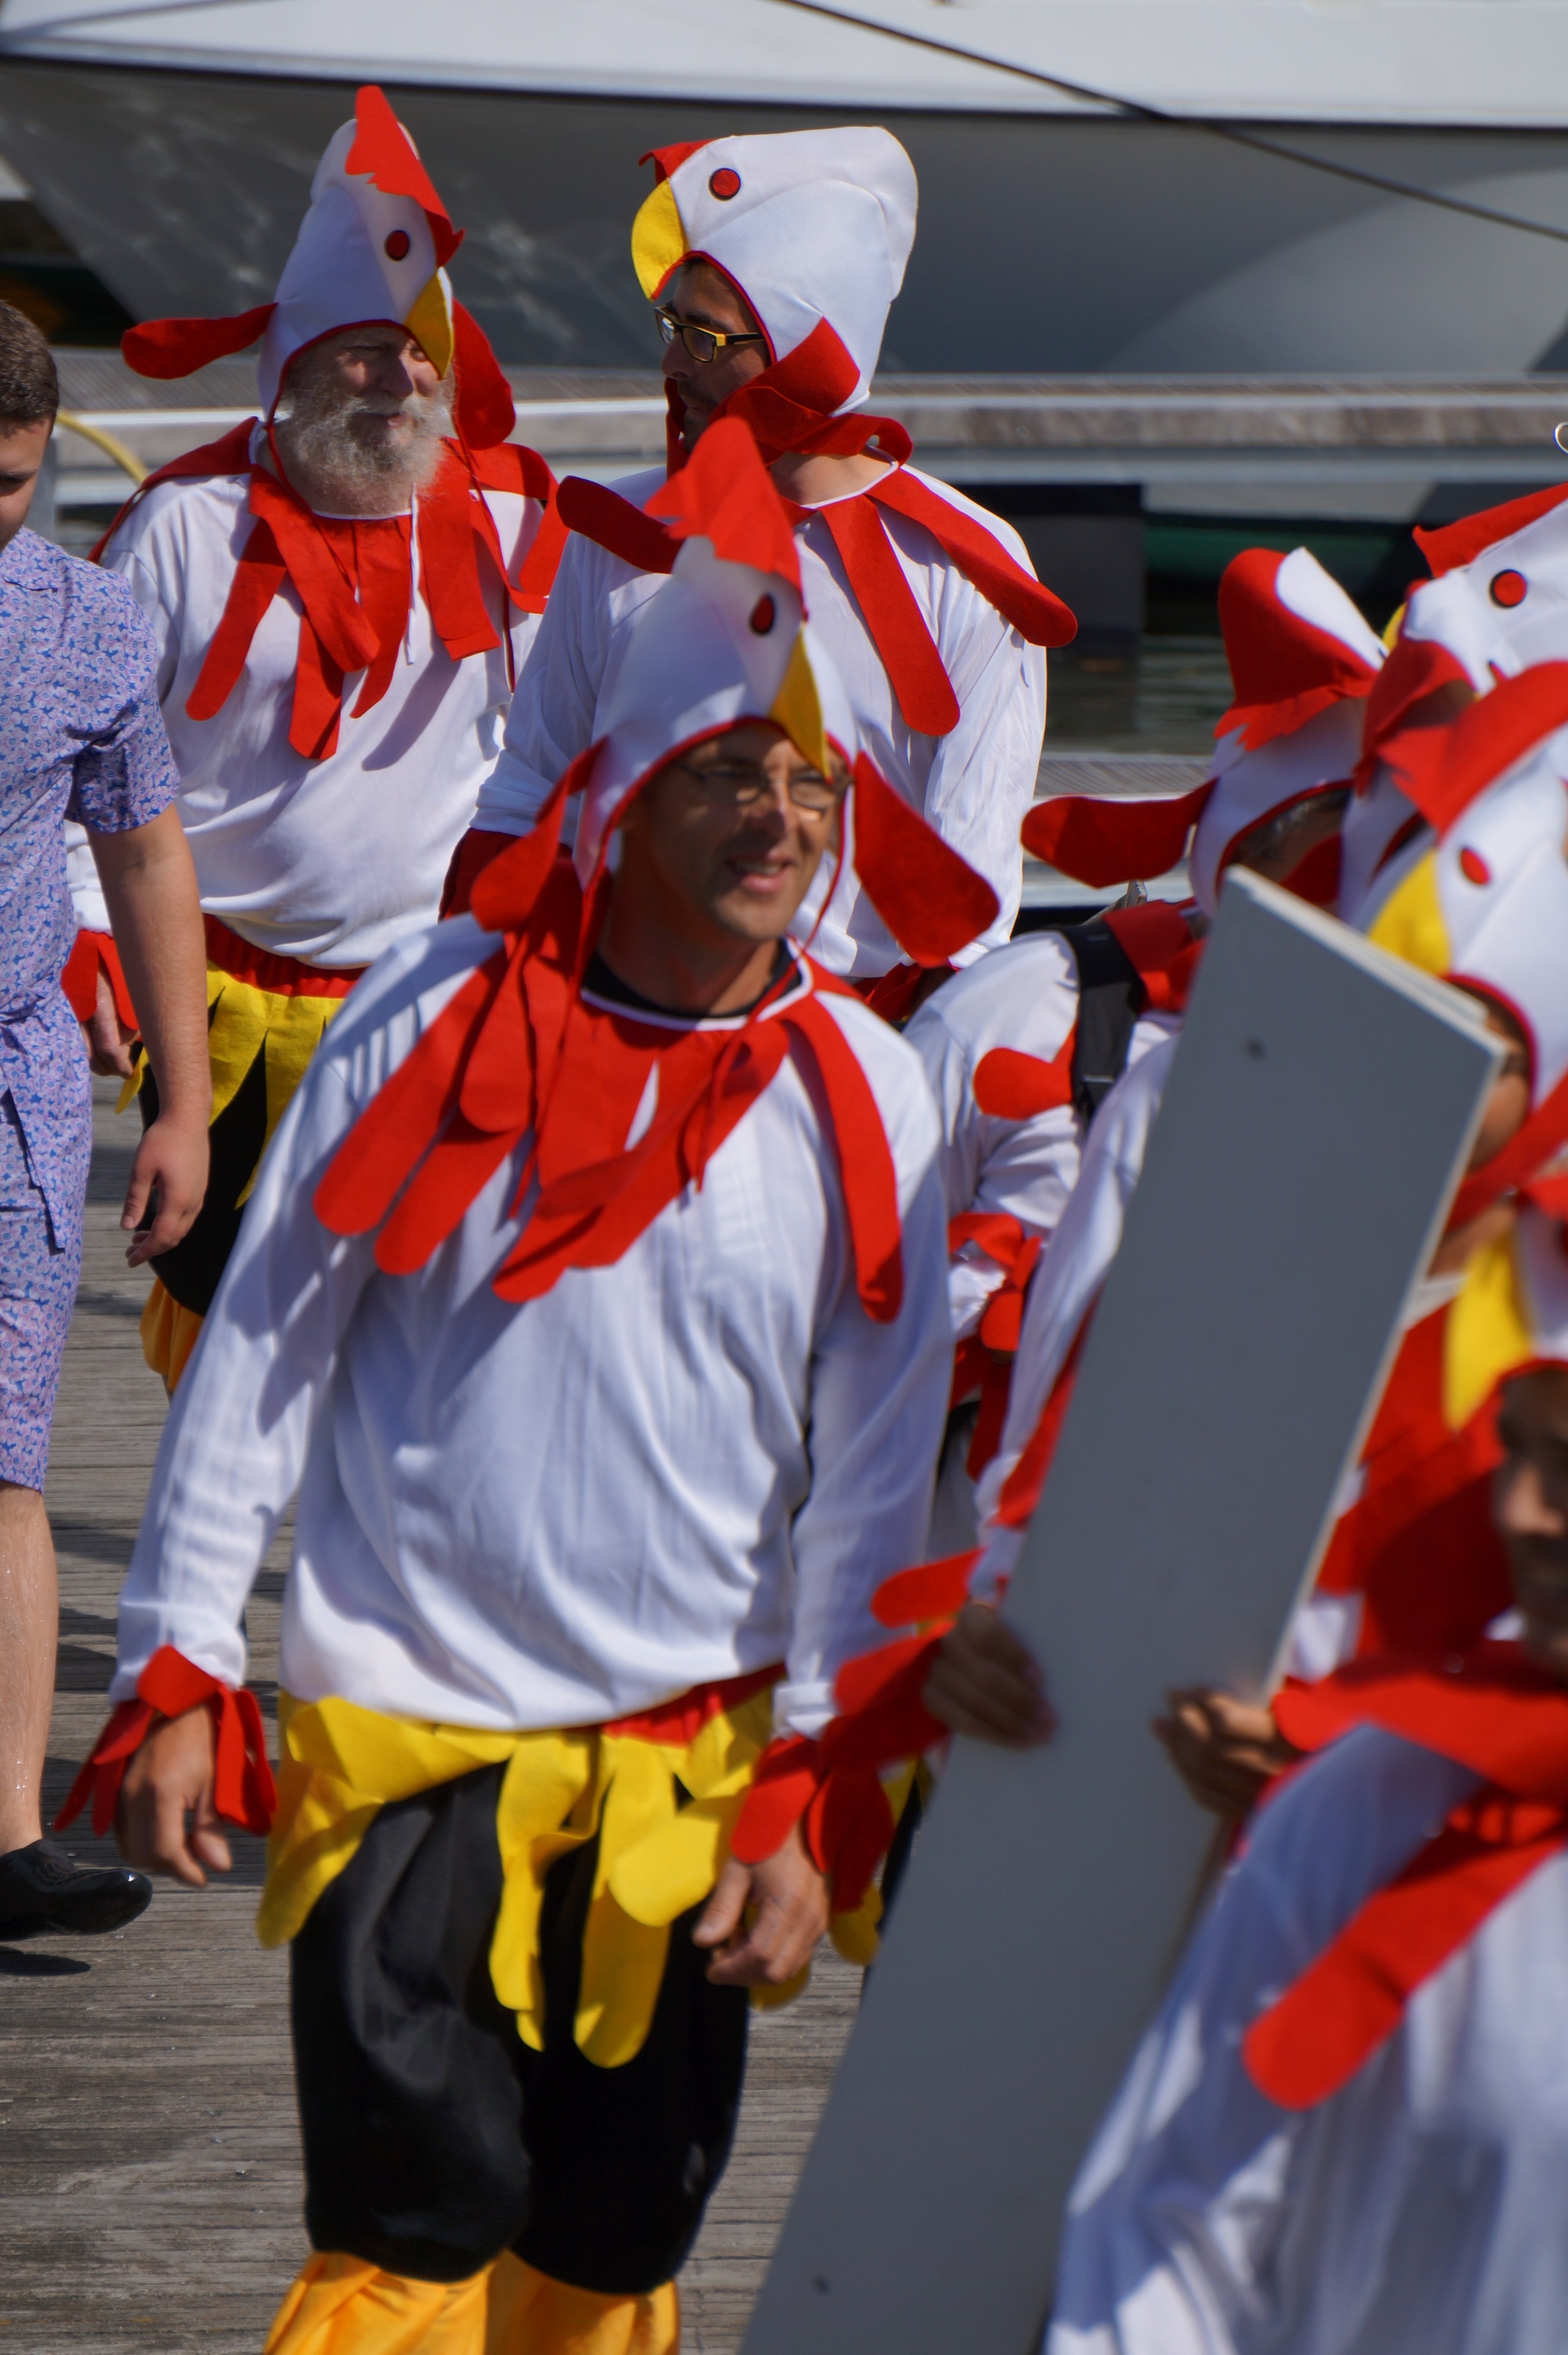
top-left (0, 1081), bottom-right (853, 2351)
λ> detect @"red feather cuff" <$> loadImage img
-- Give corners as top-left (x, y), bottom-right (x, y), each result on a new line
top-left (54, 1646), bottom-right (276, 1839)
top-left (730, 1733), bottom-right (897, 1916)
top-left (730, 1563), bottom-right (982, 1910)
top-left (60, 930), bottom-right (137, 1030)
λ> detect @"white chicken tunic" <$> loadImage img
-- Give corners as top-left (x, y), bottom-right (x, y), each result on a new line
top-left (1047, 1720), bottom-right (1568, 2355)
top-left (97, 443), bottom-right (548, 970)
top-left (908, 933), bottom-right (1178, 1344)
top-left (112, 915), bottom-right (953, 1739)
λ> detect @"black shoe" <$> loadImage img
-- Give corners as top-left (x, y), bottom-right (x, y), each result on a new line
top-left (0, 1839), bottom-right (153, 1940)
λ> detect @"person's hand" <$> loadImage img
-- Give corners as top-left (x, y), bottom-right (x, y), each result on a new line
top-left (923, 1600), bottom-right (1055, 1747)
top-left (116, 1703), bottom-right (232, 1885)
top-left (122, 1112), bottom-right (208, 1268)
top-left (82, 964), bottom-right (137, 1079)
top-left (693, 1817), bottom-right (829, 1988)
top-left (1153, 1687), bottom-right (1301, 1819)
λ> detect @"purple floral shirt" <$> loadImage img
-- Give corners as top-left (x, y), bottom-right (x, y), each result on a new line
top-left (0, 526), bottom-right (178, 1239)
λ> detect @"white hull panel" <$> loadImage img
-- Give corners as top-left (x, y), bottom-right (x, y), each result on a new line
top-left (1, 63), bottom-right (1566, 376)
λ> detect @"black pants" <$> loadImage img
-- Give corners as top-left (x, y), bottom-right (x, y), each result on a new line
top-left (290, 1763), bottom-right (749, 2293)
top-left (139, 1047), bottom-right (265, 1315)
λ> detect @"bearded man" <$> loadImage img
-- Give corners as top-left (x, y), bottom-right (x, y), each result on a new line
top-left (455, 128), bottom-right (1076, 1019)
top-left (86, 85), bottom-right (563, 1385)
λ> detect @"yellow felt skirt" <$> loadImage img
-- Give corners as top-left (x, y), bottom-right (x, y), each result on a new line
top-left (260, 1687), bottom-right (885, 2068)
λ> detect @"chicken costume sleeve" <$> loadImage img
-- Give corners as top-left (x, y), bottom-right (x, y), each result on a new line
top-left (1043, 1667), bottom-right (1568, 2355)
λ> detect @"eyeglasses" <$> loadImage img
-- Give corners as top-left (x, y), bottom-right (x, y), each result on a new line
top-left (672, 758), bottom-right (844, 815)
top-left (655, 309), bottom-right (768, 366)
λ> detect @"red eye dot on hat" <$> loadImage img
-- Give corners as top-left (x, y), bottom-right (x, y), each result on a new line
top-left (384, 229), bottom-right (411, 261)
top-left (1489, 569), bottom-right (1527, 609)
top-left (749, 594), bottom-right (775, 635)
top-left (1458, 845), bottom-right (1491, 886)
top-left (709, 167), bottom-right (742, 200)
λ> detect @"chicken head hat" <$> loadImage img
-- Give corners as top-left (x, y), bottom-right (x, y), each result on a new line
top-left (1340, 489), bottom-right (1568, 919)
top-left (633, 128), bottom-right (917, 465)
top-left (313, 419), bottom-right (997, 1314)
top-left (1359, 659), bottom-right (1568, 1436)
top-left (1022, 546), bottom-right (1384, 914)
top-left (120, 85), bottom-right (514, 448)
top-left (1407, 484), bottom-right (1568, 685)
top-left (1360, 664), bottom-right (1568, 1240)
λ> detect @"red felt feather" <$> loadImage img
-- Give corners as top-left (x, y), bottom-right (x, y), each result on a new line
top-left (973, 1041), bottom-right (1075, 1120)
top-left (1021, 785), bottom-right (1212, 888)
top-left (851, 754), bottom-right (999, 966)
top-left (121, 306), bottom-right (276, 380)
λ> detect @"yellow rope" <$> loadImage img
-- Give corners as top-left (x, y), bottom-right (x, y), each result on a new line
top-left (55, 409), bottom-right (147, 485)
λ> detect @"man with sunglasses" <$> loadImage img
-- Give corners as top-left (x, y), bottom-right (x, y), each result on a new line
top-left (460, 127), bottom-right (1076, 1018)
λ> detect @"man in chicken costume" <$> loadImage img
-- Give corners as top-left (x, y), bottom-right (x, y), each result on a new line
top-left (890, 672), bottom-right (1568, 2355)
top-left (1152, 539), bottom-right (1568, 1809)
top-left (904, 546), bottom-right (1381, 1551)
top-left (456, 127), bottom-right (1074, 1013)
top-left (82, 86), bottom-right (563, 1387)
top-left (920, 661), bottom-right (1568, 1806)
top-left (59, 422), bottom-right (974, 2353)
top-left (1031, 1250), bottom-right (1568, 2354)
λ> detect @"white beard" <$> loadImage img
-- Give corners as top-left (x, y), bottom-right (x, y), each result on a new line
top-left (274, 372), bottom-right (453, 515)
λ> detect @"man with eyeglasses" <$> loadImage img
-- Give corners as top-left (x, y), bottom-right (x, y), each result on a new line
top-left (67, 422), bottom-right (960, 2351)
top-left (457, 127), bottom-right (1076, 1020)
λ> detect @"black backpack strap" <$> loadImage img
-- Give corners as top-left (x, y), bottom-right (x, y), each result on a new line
top-left (1061, 917), bottom-right (1145, 1125)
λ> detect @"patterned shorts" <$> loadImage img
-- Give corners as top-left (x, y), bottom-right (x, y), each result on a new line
top-left (0, 1089), bottom-right (84, 1491)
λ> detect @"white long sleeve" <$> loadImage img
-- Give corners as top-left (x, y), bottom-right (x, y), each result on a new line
top-left (969, 1035), bottom-right (1178, 1584)
top-left (478, 464), bottom-right (1046, 976)
top-left (63, 820), bottom-right (110, 933)
top-left (115, 921), bottom-right (952, 1737)
top-left (908, 937), bottom-right (1178, 1342)
top-left (1048, 1723), bottom-right (1568, 2355)
top-left (101, 457), bottom-right (546, 968)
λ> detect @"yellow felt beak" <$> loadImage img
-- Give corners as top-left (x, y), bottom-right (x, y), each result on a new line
top-left (770, 632), bottom-right (832, 776)
top-left (404, 269), bottom-right (453, 377)
top-left (1443, 1228), bottom-right (1536, 1429)
top-left (1366, 849), bottom-right (1451, 978)
top-left (632, 179), bottom-right (687, 300)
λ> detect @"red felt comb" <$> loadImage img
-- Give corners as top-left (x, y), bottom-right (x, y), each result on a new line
top-left (1215, 548), bottom-right (1379, 749)
top-left (346, 84), bottom-right (462, 268)
top-left (1414, 485), bottom-right (1568, 578)
top-left (640, 141), bottom-right (711, 184)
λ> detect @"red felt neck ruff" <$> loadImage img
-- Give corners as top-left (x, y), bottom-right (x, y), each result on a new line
top-left (559, 449), bottom-right (1075, 748)
top-left (93, 430), bottom-right (563, 758)
top-left (313, 781), bottom-right (907, 1320)
top-left (1245, 1645), bottom-right (1568, 2109)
